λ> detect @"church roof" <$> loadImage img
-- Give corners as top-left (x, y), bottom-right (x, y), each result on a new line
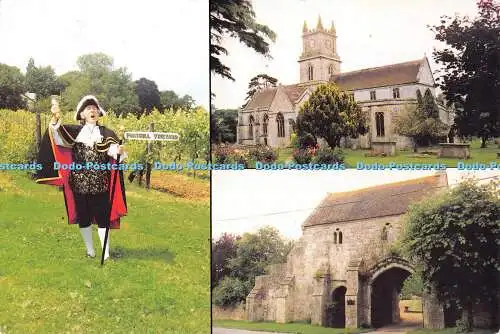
top-left (243, 84), bottom-right (308, 110)
top-left (302, 174), bottom-right (445, 228)
top-left (282, 84), bottom-right (308, 103)
top-left (330, 58), bottom-right (424, 91)
top-left (244, 88), bottom-right (278, 110)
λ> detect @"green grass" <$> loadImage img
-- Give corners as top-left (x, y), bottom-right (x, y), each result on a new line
top-left (0, 171), bottom-right (210, 333)
top-left (213, 320), bottom-right (368, 334)
top-left (272, 139), bottom-right (499, 168)
top-left (411, 328), bottom-right (497, 334)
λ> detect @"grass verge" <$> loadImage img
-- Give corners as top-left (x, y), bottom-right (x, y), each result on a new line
top-left (213, 320), bottom-right (368, 334)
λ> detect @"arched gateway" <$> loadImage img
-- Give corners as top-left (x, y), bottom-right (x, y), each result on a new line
top-left (246, 174), bottom-right (450, 329)
top-left (366, 257), bottom-right (414, 328)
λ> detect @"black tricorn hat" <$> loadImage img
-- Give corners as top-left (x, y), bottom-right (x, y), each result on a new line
top-left (75, 95), bottom-right (106, 121)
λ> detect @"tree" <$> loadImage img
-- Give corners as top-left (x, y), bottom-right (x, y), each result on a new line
top-left (211, 108), bottom-right (238, 144)
top-left (160, 90), bottom-right (196, 111)
top-left (210, 0), bottom-right (276, 81)
top-left (422, 88), bottom-right (440, 119)
top-left (430, 0), bottom-right (500, 147)
top-left (403, 179), bottom-right (500, 330)
top-left (212, 276), bottom-right (248, 307)
top-left (76, 52), bottom-right (114, 79)
top-left (226, 226), bottom-right (293, 300)
top-left (25, 58), bottom-right (65, 99)
top-left (0, 63), bottom-right (26, 109)
top-left (394, 100), bottom-right (449, 152)
top-left (178, 94), bottom-right (196, 111)
top-left (243, 74), bottom-right (278, 107)
top-left (160, 90), bottom-right (180, 110)
top-left (61, 53), bottom-right (139, 116)
top-left (297, 83), bottom-right (367, 149)
top-left (135, 77), bottom-right (161, 115)
top-left (211, 226), bottom-right (293, 306)
top-left (212, 233), bottom-right (240, 287)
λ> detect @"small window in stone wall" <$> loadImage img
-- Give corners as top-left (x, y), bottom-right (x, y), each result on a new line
top-left (381, 223), bottom-right (391, 241)
top-left (334, 228), bottom-right (343, 244)
top-left (393, 87), bottom-right (400, 99)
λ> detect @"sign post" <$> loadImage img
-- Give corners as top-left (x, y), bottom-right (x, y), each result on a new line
top-left (101, 130), bottom-right (180, 266)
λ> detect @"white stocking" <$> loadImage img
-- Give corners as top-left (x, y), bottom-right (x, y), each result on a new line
top-left (98, 228), bottom-right (110, 260)
top-left (79, 226), bottom-right (95, 257)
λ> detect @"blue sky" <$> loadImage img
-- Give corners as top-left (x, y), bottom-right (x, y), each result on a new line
top-left (0, 0), bottom-right (208, 109)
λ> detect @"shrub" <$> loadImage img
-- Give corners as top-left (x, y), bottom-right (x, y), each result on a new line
top-left (248, 145), bottom-right (277, 163)
top-left (213, 145), bottom-right (250, 167)
top-left (401, 272), bottom-right (423, 299)
top-left (212, 277), bottom-right (249, 307)
top-left (312, 147), bottom-right (344, 164)
top-left (297, 133), bottom-right (316, 148)
top-left (292, 148), bottom-right (314, 164)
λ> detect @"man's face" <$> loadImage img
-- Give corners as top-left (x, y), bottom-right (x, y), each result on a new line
top-left (81, 104), bottom-right (100, 124)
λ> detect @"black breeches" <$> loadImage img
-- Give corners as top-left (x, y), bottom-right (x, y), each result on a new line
top-left (74, 192), bottom-right (110, 228)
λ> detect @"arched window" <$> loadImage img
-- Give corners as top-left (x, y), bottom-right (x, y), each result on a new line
top-left (308, 64), bottom-right (314, 81)
top-left (335, 228), bottom-right (343, 244)
top-left (263, 114), bottom-right (269, 136)
top-left (375, 112), bottom-right (385, 137)
top-left (248, 116), bottom-right (254, 139)
top-left (393, 87), bottom-right (400, 99)
top-left (381, 223), bottom-right (392, 241)
top-left (381, 227), bottom-right (388, 241)
top-left (276, 113), bottom-right (285, 137)
top-left (328, 64), bottom-right (334, 75)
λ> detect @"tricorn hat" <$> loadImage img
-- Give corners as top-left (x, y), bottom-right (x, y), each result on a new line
top-left (75, 95), bottom-right (106, 121)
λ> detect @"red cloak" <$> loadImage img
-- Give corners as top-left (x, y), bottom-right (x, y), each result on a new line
top-left (35, 124), bottom-right (127, 228)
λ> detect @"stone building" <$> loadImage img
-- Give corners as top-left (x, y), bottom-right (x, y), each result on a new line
top-left (246, 173), bottom-right (454, 328)
top-left (237, 17), bottom-right (452, 149)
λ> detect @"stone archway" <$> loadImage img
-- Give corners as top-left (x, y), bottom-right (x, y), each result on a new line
top-left (330, 286), bottom-right (346, 327)
top-left (367, 257), bottom-right (415, 328)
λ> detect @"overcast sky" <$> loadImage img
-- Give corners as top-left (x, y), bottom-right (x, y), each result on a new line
top-left (211, 0), bottom-right (479, 109)
top-left (212, 170), bottom-right (499, 240)
top-left (0, 0), bottom-right (208, 108)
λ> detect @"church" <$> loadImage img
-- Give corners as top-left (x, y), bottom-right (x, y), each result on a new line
top-left (236, 17), bottom-right (452, 149)
top-left (245, 173), bottom-right (497, 329)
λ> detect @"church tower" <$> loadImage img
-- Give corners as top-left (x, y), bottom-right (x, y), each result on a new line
top-left (298, 16), bottom-right (341, 85)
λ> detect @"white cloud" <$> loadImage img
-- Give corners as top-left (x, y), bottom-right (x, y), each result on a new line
top-left (211, 0), bottom-right (479, 109)
top-left (0, 0), bottom-right (208, 108)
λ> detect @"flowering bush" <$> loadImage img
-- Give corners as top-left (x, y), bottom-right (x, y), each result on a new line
top-left (292, 147), bottom-right (314, 164)
top-left (313, 147), bottom-right (345, 164)
top-left (248, 145), bottom-right (277, 163)
top-left (213, 145), bottom-right (249, 167)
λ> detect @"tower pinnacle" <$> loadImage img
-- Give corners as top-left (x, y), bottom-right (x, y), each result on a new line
top-left (330, 20), bottom-right (336, 34)
top-left (316, 15), bottom-right (324, 31)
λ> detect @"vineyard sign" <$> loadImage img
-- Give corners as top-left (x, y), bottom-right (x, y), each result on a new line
top-left (124, 131), bottom-right (180, 141)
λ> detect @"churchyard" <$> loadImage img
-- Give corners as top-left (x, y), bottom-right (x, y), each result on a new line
top-left (213, 138), bottom-right (499, 169)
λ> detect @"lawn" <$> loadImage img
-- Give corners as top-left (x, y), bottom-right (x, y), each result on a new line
top-left (273, 139), bottom-right (499, 169)
top-left (213, 320), bottom-right (367, 334)
top-left (411, 329), bottom-right (497, 334)
top-left (0, 171), bottom-right (210, 333)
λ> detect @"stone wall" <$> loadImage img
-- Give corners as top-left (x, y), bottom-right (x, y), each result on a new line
top-left (285, 215), bottom-right (404, 323)
top-left (213, 303), bottom-right (246, 320)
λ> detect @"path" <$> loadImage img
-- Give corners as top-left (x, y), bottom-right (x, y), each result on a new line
top-left (365, 323), bottom-right (422, 334)
top-left (213, 328), bottom-right (288, 334)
